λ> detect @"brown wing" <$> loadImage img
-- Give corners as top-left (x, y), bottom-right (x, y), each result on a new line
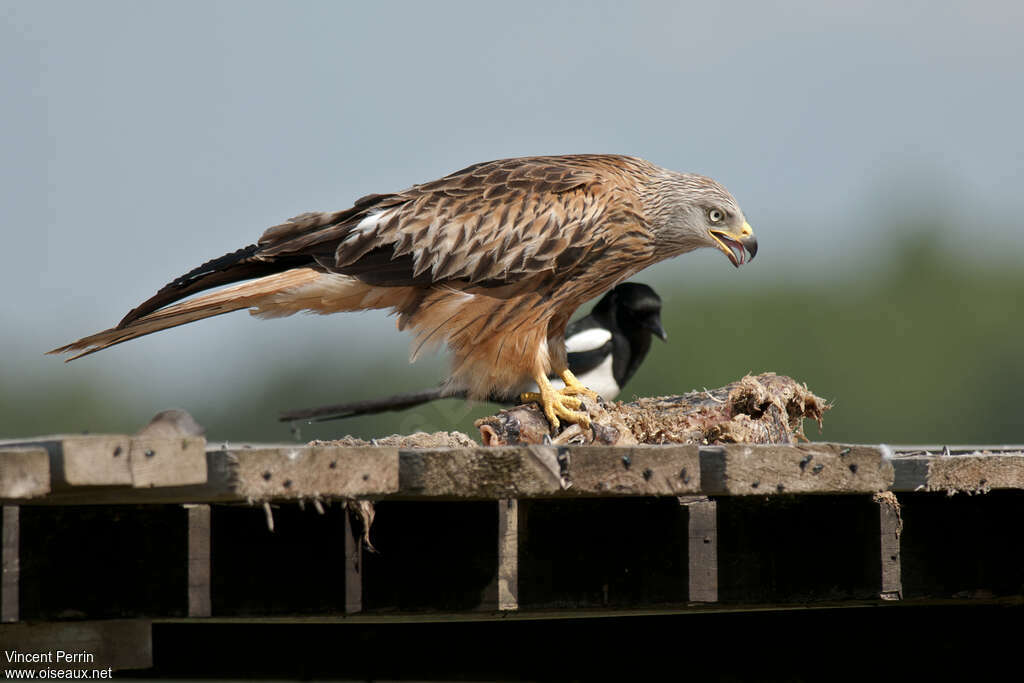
top-left (256, 154), bottom-right (656, 292)
top-left (99, 155), bottom-right (656, 343)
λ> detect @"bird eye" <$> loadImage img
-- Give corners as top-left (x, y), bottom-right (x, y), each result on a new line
top-left (707, 208), bottom-right (725, 224)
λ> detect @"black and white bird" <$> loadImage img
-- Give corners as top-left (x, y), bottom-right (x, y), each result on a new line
top-left (279, 283), bottom-right (667, 422)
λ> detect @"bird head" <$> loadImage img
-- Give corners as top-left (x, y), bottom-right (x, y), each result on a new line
top-left (613, 283), bottom-right (668, 342)
top-left (648, 172), bottom-right (758, 268)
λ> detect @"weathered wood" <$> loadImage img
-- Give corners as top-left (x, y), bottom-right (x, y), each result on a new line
top-left (14, 446), bottom-right (400, 505)
top-left (2, 506), bottom-right (18, 622)
top-left (0, 619), bottom-right (152, 670)
top-left (187, 505), bottom-right (212, 618)
top-left (875, 492), bottom-right (903, 600)
top-left (891, 456), bottom-right (930, 492)
top-left (399, 445), bottom-right (700, 499)
top-left (227, 445), bottom-right (399, 500)
top-left (399, 447), bottom-right (564, 498)
top-left (344, 506), bottom-right (363, 614)
top-left (0, 435), bottom-right (133, 487)
top-left (0, 434), bottom-right (207, 493)
top-left (130, 436), bottom-right (207, 488)
top-left (700, 444), bottom-right (893, 495)
top-left (890, 447), bottom-right (1024, 493)
top-left (566, 446), bottom-right (701, 496)
top-left (498, 499), bottom-right (519, 610)
top-left (683, 497), bottom-right (718, 602)
top-left (920, 455), bottom-right (1024, 493)
top-left (5, 437), bottom-right (1024, 506)
top-left (0, 448), bottom-right (50, 500)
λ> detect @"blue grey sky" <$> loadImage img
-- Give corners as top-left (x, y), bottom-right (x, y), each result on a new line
top-left (2, 1), bottom-right (1022, 432)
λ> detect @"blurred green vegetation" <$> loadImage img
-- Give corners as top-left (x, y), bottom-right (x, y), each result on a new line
top-left (3, 231), bottom-right (1022, 445)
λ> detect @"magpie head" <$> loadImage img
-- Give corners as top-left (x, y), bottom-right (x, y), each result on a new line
top-left (613, 283), bottom-right (667, 342)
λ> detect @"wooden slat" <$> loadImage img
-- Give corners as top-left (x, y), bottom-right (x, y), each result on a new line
top-left (344, 506), bottom-right (363, 614)
top-left (0, 435), bottom-right (133, 487)
top-left (56, 435), bottom-right (134, 486)
top-left (230, 445), bottom-right (399, 501)
top-left (399, 445), bottom-right (700, 499)
top-left (2, 506), bottom-right (18, 622)
top-left (891, 457), bottom-right (930, 491)
top-left (130, 436), bottom-right (207, 488)
top-left (923, 454), bottom-right (1024, 493)
top-left (891, 445), bottom-right (1024, 456)
top-left (399, 447), bottom-right (563, 498)
top-left (875, 492), bottom-right (903, 600)
top-left (891, 454), bottom-right (1024, 493)
top-left (8, 445), bottom-right (400, 505)
top-left (187, 505), bottom-right (212, 617)
top-left (6, 439), bottom-right (1024, 505)
top-left (0, 448), bottom-right (50, 500)
top-left (498, 499), bottom-right (519, 610)
top-left (563, 446), bottom-right (701, 496)
top-left (700, 444), bottom-right (893, 495)
top-left (0, 619), bottom-right (152, 670)
top-left (682, 497), bottom-right (718, 603)
top-left (0, 434), bottom-right (206, 491)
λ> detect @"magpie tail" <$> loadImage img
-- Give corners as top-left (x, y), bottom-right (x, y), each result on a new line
top-left (279, 386), bottom-right (461, 422)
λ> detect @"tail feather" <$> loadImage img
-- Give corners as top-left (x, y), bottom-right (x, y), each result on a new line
top-left (118, 245), bottom-right (312, 327)
top-left (49, 269), bottom-right (323, 360)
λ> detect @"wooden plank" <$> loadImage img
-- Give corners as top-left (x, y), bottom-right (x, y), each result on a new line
top-left (875, 492), bottom-right (903, 600)
top-left (229, 445), bottom-right (399, 500)
top-left (0, 435), bottom-right (133, 487)
top-left (2, 506), bottom-right (18, 622)
top-left (399, 445), bottom-right (700, 499)
top-left (682, 497), bottom-right (718, 603)
top-left (8, 441), bottom-right (1024, 504)
top-left (498, 499), bottom-right (519, 610)
top-left (129, 436), bottom-right (207, 488)
top-left (344, 506), bottom-right (363, 614)
top-left (0, 432), bottom-right (204, 493)
top-left (891, 454), bottom-right (1024, 493)
top-left (187, 505), bottom-right (211, 618)
top-left (924, 454), bottom-right (1024, 493)
top-left (399, 447), bottom-right (563, 498)
top-left (891, 445), bottom-right (1024, 456)
top-left (5, 445), bottom-right (399, 505)
top-left (891, 457), bottom-right (930, 492)
top-left (53, 435), bottom-right (134, 486)
top-left (0, 619), bottom-right (151, 671)
top-left (700, 444), bottom-right (893, 495)
top-left (563, 446), bottom-right (701, 496)
top-left (0, 448), bottom-right (50, 500)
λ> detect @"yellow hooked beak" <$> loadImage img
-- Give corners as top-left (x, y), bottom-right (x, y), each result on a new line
top-left (710, 221), bottom-right (758, 268)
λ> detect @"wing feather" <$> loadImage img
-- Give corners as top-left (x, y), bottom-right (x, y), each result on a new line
top-left (257, 155), bottom-right (655, 292)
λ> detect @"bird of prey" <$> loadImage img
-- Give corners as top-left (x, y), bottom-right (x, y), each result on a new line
top-left (278, 282), bottom-right (667, 422)
top-left (50, 155), bottom-right (756, 430)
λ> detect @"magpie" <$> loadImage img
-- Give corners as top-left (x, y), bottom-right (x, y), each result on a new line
top-left (279, 283), bottom-right (667, 422)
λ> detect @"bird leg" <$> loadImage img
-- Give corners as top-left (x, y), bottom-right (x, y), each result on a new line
top-left (558, 368), bottom-right (600, 399)
top-left (521, 371), bottom-right (592, 431)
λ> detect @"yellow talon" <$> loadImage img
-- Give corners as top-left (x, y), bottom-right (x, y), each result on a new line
top-left (521, 370), bottom-right (592, 431)
top-left (558, 368), bottom-right (599, 399)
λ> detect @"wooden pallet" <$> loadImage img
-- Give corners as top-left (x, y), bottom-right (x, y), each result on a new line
top-left (2, 437), bottom-right (1023, 673)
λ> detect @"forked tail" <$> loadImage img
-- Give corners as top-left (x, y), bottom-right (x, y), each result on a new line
top-left (48, 268), bottom-right (322, 360)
